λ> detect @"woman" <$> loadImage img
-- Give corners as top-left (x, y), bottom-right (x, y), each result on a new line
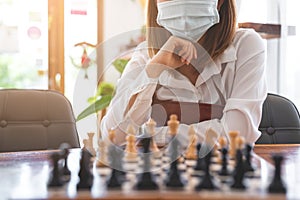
top-left (101, 0), bottom-right (267, 146)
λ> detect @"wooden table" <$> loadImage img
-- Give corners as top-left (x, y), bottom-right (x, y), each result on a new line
top-left (254, 144), bottom-right (300, 163)
top-left (0, 144), bottom-right (299, 200)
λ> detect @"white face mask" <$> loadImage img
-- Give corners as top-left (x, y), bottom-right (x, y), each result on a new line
top-left (157, 0), bottom-right (220, 42)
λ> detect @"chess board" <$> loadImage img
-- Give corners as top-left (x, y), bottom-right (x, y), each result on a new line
top-left (97, 150), bottom-right (262, 192)
top-left (48, 122), bottom-right (292, 200)
top-left (44, 146), bottom-right (288, 200)
top-left (1, 145), bottom-right (299, 200)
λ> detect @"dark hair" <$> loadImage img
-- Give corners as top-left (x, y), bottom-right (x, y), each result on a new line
top-left (146, 0), bottom-right (237, 60)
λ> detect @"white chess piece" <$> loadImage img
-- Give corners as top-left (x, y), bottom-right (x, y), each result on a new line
top-left (229, 131), bottom-right (240, 159)
top-left (146, 118), bottom-right (160, 152)
top-left (185, 125), bottom-right (197, 160)
top-left (125, 125), bottom-right (138, 160)
top-left (96, 139), bottom-right (108, 167)
top-left (204, 128), bottom-right (219, 156)
top-left (87, 132), bottom-right (96, 156)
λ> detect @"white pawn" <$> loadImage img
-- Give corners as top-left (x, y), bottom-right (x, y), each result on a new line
top-left (229, 131), bottom-right (240, 159)
top-left (96, 139), bottom-right (108, 167)
top-left (146, 118), bottom-right (160, 152)
top-left (168, 114), bottom-right (179, 137)
top-left (217, 136), bottom-right (228, 164)
top-left (87, 132), bottom-right (96, 156)
top-left (185, 125), bottom-right (197, 160)
top-left (235, 136), bottom-right (245, 151)
top-left (82, 139), bottom-right (88, 150)
top-left (204, 128), bottom-right (219, 148)
top-left (125, 125), bottom-right (138, 160)
top-left (204, 128), bottom-right (219, 157)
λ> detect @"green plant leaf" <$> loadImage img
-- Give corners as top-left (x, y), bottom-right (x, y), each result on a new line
top-left (76, 95), bottom-right (113, 121)
top-left (87, 96), bottom-right (97, 104)
top-left (97, 82), bottom-right (115, 96)
top-left (112, 58), bottom-right (129, 74)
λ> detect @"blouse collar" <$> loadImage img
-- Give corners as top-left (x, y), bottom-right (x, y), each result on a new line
top-left (195, 44), bottom-right (237, 87)
top-left (156, 44), bottom-right (237, 91)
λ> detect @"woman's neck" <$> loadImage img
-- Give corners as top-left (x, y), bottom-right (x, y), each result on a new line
top-left (176, 64), bottom-right (202, 85)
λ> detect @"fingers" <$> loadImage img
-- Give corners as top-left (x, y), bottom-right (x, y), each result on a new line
top-left (176, 39), bottom-right (197, 65)
top-left (157, 36), bottom-right (198, 68)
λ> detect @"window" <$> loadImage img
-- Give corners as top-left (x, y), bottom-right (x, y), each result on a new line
top-left (238, 0), bottom-right (300, 109)
top-left (0, 0), bottom-right (48, 89)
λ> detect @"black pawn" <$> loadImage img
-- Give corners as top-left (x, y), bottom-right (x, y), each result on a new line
top-left (107, 144), bottom-right (124, 188)
top-left (48, 152), bottom-right (64, 187)
top-left (77, 149), bottom-right (93, 190)
top-left (135, 137), bottom-right (158, 190)
top-left (268, 154), bottom-right (286, 193)
top-left (107, 168), bottom-right (122, 188)
top-left (244, 144), bottom-right (254, 172)
top-left (231, 149), bottom-right (246, 189)
top-left (194, 143), bottom-right (206, 171)
top-left (59, 143), bottom-right (71, 181)
top-left (165, 137), bottom-right (184, 188)
top-left (165, 160), bottom-right (184, 188)
top-left (218, 147), bottom-right (230, 176)
top-left (195, 147), bottom-right (217, 190)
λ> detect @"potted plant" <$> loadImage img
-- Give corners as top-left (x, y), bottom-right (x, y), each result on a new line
top-left (76, 21), bottom-right (146, 122)
top-left (76, 58), bottom-right (129, 121)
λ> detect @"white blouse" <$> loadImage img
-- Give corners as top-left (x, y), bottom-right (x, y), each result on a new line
top-left (101, 28), bottom-right (268, 146)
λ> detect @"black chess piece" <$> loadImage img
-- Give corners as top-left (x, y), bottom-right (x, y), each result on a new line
top-left (48, 152), bottom-right (64, 187)
top-left (135, 137), bottom-right (158, 190)
top-left (231, 149), bottom-right (246, 190)
top-left (218, 147), bottom-right (230, 176)
top-left (165, 136), bottom-right (185, 188)
top-left (244, 144), bottom-right (255, 172)
top-left (268, 154), bottom-right (286, 193)
top-left (195, 146), bottom-right (217, 190)
top-left (107, 144), bottom-right (124, 188)
top-left (107, 168), bottom-right (122, 188)
top-left (59, 143), bottom-right (71, 182)
top-left (194, 143), bottom-right (206, 171)
top-left (165, 159), bottom-right (184, 188)
top-left (77, 149), bottom-right (93, 190)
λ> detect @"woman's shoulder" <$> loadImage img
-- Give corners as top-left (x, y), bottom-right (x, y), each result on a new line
top-left (234, 28), bottom-right (263, 41)
top-left (130, 41), bottom-right (150, 62)
top-left (121, 41), bottom-right (150, 76)
top-left (232, 28), bottom-right (265, 56)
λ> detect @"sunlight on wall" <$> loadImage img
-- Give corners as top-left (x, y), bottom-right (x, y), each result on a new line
top-left (103, 0), bottom-right (145, 85)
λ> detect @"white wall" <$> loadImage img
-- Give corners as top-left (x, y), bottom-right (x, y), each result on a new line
top-left (76, 0), bottom-right (146, 146)
top-left (102, 0), bottom-right (145, 84)
top-left (239, 0), bottom-right (300, 109)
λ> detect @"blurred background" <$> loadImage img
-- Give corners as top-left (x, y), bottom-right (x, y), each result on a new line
top-left (0, 0), bottom-right (299, 141)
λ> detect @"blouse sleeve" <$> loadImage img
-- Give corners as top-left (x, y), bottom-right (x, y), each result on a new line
top-left (220, 30), bottom-right (268, 144)
top-left (184, 30), bottom-right (267, 146)
top-left (100, 42), bottom-right (159, 145)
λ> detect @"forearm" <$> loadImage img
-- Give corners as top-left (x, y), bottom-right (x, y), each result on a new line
top-left (101, 77), bottom-right (157, 145)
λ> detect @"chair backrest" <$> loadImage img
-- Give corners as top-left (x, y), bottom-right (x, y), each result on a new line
top-left (257, 93), bottom-right (300, 144)
top-left (0, 89), bottom-right (80, 152)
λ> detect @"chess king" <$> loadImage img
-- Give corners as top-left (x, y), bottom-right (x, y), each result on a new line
top-left (101, 0), bottom-right (267, 147)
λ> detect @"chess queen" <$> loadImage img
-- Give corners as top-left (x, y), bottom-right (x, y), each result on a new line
top-left (101, 0), bottom-right (267, 147)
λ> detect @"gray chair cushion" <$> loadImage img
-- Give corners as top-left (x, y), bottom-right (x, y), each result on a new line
top-left (257, 93), bottom-right (300, 144)
top-left (0, 89), bottom-right (80, 152)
